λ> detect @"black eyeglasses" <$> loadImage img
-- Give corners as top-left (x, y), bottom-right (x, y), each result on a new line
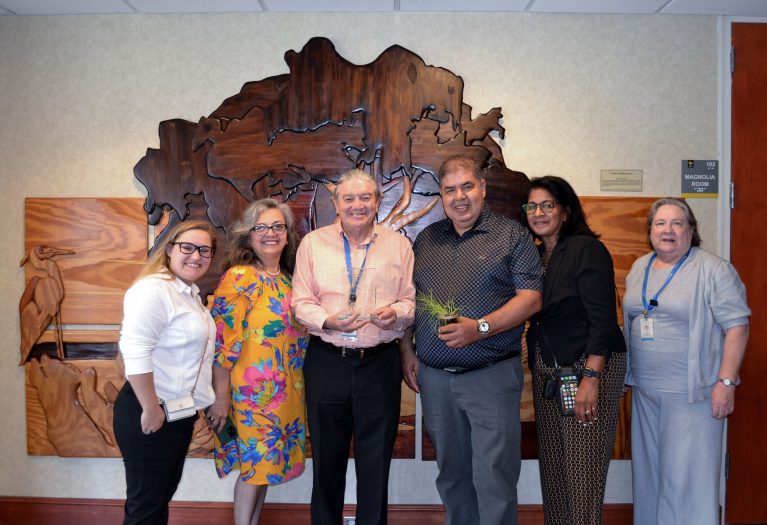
top-left (250, 223), bottom-right (288, 235)
top-left (171, 242), bottom-right (215, 258)
top-left (522, 201), bottom-right (559, 214)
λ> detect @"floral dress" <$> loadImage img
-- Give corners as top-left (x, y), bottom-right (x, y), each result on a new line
top-left (210, 265), bottom-right (308, 485)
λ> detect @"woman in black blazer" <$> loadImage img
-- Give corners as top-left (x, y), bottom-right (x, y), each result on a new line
top-left (523, 176), bottom-right (626, 525)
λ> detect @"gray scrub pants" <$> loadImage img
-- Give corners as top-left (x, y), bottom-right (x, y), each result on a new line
top-left (631, 386), bottom-right (724, 525)
top-left (419, 356), bottom-right (523, 525)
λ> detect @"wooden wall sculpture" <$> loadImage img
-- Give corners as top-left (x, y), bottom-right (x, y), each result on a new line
top-left (134, 37), bottom-right (529, 297)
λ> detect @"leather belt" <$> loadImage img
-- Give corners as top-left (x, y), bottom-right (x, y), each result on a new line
top-left (442, 352), bottom-right (519, 374)
top-left (310, 335), bottom-right (397, 359)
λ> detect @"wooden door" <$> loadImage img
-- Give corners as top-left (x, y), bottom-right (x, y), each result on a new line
top-left (727, 22), bottom-right (767, 524)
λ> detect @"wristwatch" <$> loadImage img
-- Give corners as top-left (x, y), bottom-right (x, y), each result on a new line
top-left (477, 318), bottom-right (490, 335)
top-left (582, 367), bottom-right (603, 379)
top-left (718, 377), bottom-right (739, 387)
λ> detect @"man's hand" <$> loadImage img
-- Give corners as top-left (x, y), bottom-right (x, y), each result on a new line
top-left (323, 310), bottom-right (369, 332)
top-left (399, 342), bottom-right (420, 393)
top-left (370, 306), bottom-right (397, 330)
top-left (438, 316), bottom-right (480, 348)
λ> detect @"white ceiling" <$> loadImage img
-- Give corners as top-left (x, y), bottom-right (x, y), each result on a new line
top-left (0, 0), bottom-right (766, 16)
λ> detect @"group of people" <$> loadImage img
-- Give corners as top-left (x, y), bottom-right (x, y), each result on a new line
top-left (113, 156), bottom-right (750, 525)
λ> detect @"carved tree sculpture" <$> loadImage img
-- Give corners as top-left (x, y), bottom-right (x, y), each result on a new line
top-left (134, 37), bottom-right (530, 297)
top-left (19, 245), bottom-right (74, 364)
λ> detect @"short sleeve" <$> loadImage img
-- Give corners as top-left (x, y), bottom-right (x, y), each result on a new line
top-left (210, 267), bottom-right (260, 369)
top-left (509, 224), bottom-right (544, 292)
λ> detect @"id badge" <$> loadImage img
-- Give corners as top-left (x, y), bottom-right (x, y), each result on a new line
top-left (640, 317), bottom-right (655, 341)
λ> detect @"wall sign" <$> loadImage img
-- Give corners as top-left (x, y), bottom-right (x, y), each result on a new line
top-left (681, 159), bottom-right (718, 198)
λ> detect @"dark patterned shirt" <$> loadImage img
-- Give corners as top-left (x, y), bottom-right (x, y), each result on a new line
top-left (413, 206), bottom-right (543, 369)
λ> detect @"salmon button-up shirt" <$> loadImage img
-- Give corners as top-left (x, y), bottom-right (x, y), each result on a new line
top-left (291, 222), bottom-right (415, 348)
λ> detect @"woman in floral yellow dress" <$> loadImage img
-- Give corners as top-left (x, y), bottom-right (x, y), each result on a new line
top-left (207, 198), bottom-right (307, 525)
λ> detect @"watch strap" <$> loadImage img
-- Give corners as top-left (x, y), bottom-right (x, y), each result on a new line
top-left (582, 367), bottom-right (602, 379)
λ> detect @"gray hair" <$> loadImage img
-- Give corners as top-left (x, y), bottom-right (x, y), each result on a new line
top-left (222, 198), bottom-right (299, 274)
top-left (647, 197), bottom-right (701, 247)
top-left (332, 168), bottom-right (381, 202)
top-left (438, 156), bottom-right (484, 184)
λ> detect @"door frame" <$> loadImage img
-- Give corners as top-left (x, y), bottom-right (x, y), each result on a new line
top-left (719, 16), bottom-right (767, 256)
top-left (719, 16), bottom-right (767, 525)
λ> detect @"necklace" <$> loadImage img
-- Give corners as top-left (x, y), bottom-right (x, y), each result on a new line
top-left (264, 266), bottom-right (281, 276)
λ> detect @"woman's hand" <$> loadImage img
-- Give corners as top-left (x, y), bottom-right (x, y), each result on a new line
top-left (206, 397), bottom-right (230, 433)
top-left (141, 404), bottom-right (166, 435)
top-left (575, 376), bottom-right (599, 425)
top-left (711, 382), bottom-right (736, 420)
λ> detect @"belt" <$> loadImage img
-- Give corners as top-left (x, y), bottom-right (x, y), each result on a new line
top-left (310, 335), bottom-right (397, 359)
top-left (442, 352), bottom-right (519, 374)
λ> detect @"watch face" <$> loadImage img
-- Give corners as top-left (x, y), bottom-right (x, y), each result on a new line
top-left (478, 320), bottom-right (490, 333)
top-left (721, 378), bottom-right (734, 386)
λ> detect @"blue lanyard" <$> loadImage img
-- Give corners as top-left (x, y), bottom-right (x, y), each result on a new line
top-left (342, 232), bottom-right (371, 305)
top-left (641, 248), bottom-right (691, 316)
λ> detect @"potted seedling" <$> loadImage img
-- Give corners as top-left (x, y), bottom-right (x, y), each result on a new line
top-left (417, 290), bottom-right (460, 328)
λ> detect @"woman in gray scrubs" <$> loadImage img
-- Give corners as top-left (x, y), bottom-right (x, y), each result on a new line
top-left (623, 198), bottom-right (750, 525)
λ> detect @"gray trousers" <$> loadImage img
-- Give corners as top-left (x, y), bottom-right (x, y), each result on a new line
top-left (631, 386), bottom-right (724, 525)
top-left (419, 357), bottom-right (523, 525)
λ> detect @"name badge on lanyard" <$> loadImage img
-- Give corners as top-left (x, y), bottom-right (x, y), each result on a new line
top-left (639, 248), bottom-right (691, 342)
top-left (341, 233), bottom-right (371, 341)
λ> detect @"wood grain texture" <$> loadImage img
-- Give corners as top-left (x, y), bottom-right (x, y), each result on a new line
top-left (25, 358), bottom-right (215, 458)
top-left (0, 498), bottom-right (635, 525)
top-left (24, 198), bottom-right (148, 327)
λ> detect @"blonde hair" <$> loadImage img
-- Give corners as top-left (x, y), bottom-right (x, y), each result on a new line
top-left (221, 198), bottom-right (299, 275)
top-left (135, 220), bottom-right (217, 283)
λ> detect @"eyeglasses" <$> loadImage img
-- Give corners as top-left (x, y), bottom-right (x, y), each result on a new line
top-left (522, 201), bottom-right (559, 214)
top-left (250, 223), bottom-right (288, 235)
top-left (171, 242), bottom-right (215, 258)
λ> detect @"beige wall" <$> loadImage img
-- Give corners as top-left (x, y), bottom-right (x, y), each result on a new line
top-left (0, 12), bottom-right (719, 503)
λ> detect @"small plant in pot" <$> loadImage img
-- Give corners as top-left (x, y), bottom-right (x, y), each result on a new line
top-left (417, 290), bottom-right (460, 328)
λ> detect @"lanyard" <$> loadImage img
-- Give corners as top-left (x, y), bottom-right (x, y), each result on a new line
top-left (342, 232), bottom-right (371, 305)
top-left (641, 248), bottom-right (691, 316)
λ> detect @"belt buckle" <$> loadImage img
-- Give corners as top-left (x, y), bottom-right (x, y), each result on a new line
top-left (340, 347), bottom-right (365, 358)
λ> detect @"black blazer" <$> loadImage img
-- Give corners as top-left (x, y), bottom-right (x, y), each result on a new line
top-left (526, 235), bottom-right (626, 368)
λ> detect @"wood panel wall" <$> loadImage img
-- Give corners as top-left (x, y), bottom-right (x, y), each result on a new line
top-left (22, 196), bottom-right (655, 460)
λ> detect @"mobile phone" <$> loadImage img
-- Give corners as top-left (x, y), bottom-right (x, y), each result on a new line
top-left (205, 409), bottom-right (238, 446)
top-left (558, 367), bottom-right (580, 416)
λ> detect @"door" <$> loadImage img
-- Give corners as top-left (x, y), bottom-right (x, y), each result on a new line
top-left (727, 21), bottom-right (767, 524)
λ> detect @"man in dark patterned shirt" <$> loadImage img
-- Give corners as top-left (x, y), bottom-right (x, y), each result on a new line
top-left (400, 156), bottom-right (543, 525)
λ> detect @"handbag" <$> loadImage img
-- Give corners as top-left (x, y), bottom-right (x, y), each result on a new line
top-left (162, 395), bottom-right (197, 422)
top-left (539, 321), bottom-right (581, 416)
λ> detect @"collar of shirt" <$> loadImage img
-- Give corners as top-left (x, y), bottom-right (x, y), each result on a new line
top-left (151, 271), bottom-right (201, 299)
top-left (333, 220), bottom-right (379, 246)
top-left (439, 204), bottom-right (492, 237)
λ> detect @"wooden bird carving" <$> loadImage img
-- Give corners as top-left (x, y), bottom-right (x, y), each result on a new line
top-left (19, 245), bottom-right (74, 365)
